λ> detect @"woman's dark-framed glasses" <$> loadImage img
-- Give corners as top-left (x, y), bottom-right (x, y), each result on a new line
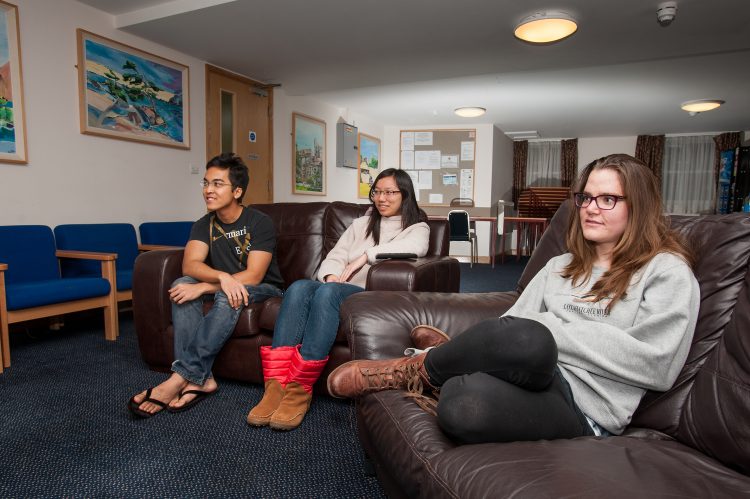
top-left (370, 189), bottom-right (401, 199)
top-left (573, 193), bottom-right (626, 210)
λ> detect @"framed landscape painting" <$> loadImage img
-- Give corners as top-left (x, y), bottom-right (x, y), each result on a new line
top-left (0, 1), bottom-right (27, 164)
top-left (292, 112), bottom-right (326, 195)
top-left (76, 29), bottom-right (190, 149)
top-left (358, 133), bottom-right (380, 198)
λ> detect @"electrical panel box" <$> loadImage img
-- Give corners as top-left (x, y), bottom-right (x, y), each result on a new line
top-left (337, 122), bottom-right (358, 168)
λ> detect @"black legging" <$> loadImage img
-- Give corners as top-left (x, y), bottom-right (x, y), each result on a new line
top-left (424, 316), bottom-right (595, 444)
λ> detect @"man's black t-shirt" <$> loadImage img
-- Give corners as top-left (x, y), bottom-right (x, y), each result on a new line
top-left (189, 206), bottom-right (284, 289)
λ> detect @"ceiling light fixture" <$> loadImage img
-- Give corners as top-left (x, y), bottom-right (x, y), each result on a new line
top-left (680, 99), bottom-right (725, 115)
top-left (455, 107), bottom-right (486, 118)
top-left (514, 11), bottom-right (577, 43)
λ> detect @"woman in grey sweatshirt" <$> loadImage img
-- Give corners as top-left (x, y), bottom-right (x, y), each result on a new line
top-left (327, 154), bottom-right (700, 443)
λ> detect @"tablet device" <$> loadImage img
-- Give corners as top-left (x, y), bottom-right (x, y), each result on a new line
top-left (375, 253), bottom-right (418, 259)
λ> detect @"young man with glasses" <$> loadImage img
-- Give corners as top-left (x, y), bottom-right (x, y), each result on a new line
top-left (129, 152), bottom-right (283, 417)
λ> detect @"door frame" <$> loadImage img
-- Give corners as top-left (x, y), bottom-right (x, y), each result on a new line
top-left (205, 64), bottom-right (275, 202)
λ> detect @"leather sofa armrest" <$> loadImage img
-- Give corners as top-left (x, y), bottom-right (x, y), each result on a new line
top-left (365, 256), bottom-right (460, 292)
top-left (132, 248), bottom-right (184, 368)
top-left (339, 290), bottom-right (519, 360)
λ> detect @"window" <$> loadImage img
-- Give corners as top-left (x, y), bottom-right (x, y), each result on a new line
top-left (526, 141), bottom-right (562, 187)
top-left (662, 135), bottom-right (716, 214)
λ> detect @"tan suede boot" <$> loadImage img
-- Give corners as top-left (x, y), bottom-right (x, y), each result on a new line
top-left (247, 378), bottom-right (285, 426)
top-left (269, 346), bottom-right (328, 431)
top-left (246, 345), bottom-right (295, 426)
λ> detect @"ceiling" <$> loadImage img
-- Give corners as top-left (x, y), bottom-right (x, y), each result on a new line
top-left (76, 0), bottom-right (750, 138)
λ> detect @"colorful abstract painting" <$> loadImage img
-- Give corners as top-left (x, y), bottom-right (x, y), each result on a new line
top-left (0, 1), bottom-right (27, 164)
top-left (77, 29), bottom-right (190, 149)
top-left (358, 133), bottom-right (380, 198)
top-left (292, 112), bottom-right (326, 195)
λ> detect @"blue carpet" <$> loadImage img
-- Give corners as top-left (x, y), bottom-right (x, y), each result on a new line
top-left (459, 257), bottom-right (529, 293)
top-left (0, 315), bottom-right (384, 498)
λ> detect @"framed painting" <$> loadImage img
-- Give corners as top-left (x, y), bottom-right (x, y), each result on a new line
top-left (292, 112), bottom-right (326, 195)
top-left (0, 1), bottom-right (27, 164)
top-left (76, 29), bottom-right (190, 149)
top-left (358, 133), bottom-right (380, 198)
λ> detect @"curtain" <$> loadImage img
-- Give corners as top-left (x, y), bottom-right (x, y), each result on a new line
top-left (661, 135), bottom-right (716, 214)
top-left (713, 132), bottom-right (741, 191)
top-left (560, 138), bottom-right (578, 187)
top-left (635, 135), bottom-right (665, 187)
top-left (512, 140), bottom-right (528, 207)
top-left (526, 141), bottom-right (562, 187)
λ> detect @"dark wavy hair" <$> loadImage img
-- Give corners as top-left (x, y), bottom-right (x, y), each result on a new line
top-left (366, 168), bottom-right (426, 244)
top-left (206, 152), bottom-right (249, 204)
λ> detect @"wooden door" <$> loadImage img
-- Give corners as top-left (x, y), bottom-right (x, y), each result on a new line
top-left (206, 65), bottom-right (273, 204)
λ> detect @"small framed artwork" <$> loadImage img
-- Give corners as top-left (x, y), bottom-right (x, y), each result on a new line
top-left (358, 133), bottom-right (380, 199)
top-left (292, 112), bottom-right (326, 195)
top-left (76, 29), bottom-right (190, 149)
top-left (0, 1), bottom-right (27, 164)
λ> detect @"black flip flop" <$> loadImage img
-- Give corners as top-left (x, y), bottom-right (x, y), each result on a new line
top-left (128, 387), bottom-right (168, 418)
top-left (166, 388), bottom-right (219, 413)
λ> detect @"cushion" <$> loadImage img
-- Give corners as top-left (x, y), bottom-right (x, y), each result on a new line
top-left (54, 224), bottom-right (139, 281)
top-left (139, 221), bottom-right (193, 246)
top-left (0, 225), bottom-right (60, 284)
top-left (5, 277), bottom-right (111, 310)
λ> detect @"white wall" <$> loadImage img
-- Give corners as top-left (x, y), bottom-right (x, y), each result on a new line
top-left (0, 0), bottom-right (209, 229)
top-left (272, 88), bottom-right (384, 204)
top-left (577, 136), bottom-right (637, 172)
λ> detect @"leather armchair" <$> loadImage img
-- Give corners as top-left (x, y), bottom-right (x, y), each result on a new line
top-left (132, 201), bottom-right (459, 393)
top-left (339, 202), bottom-right (750, 497)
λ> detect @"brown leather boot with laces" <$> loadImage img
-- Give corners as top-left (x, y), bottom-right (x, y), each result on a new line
top-left (410, 325), bottom-right (451, 350)
top-left (327, 352), bottom-right (440, 415)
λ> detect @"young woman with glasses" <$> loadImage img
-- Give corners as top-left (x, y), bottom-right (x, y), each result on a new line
top-left (246, 168), bottom-right (429, 431)
top-left (327, 154), bottom-right (700, 443)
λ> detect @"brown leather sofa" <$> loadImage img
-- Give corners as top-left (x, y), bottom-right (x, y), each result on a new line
top-left (339, 201), bottom-right (750, 498)
top-left (132, 201), bottom-right (459, 393)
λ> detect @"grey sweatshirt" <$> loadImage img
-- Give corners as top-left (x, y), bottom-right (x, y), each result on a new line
top-left (316, 215), bottom-right (430, 289)
top-left (504, 252), bottom-right (700, 434)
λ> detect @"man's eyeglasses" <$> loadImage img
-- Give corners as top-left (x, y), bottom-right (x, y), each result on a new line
top-left (370, 189), bottom-right (401, 199)
top-left (200, 180), bottom-right (233, 190)
top-left (573, 193), bottom-right (626, 210)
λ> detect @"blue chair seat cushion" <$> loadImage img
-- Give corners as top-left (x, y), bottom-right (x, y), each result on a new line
top-left (116, 270), bottom-right (132, 292)
top-left (5, 277), bottom-right (111, 311)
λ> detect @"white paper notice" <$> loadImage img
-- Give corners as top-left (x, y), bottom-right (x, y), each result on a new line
top-left (442, 173), bottom-right (457, 185)
top-left (401, 150), bottom-right (415, 170)
top-left (418, 171), bottom-right (433, 190)
top-left (441, 155), bottom-right (459, 168)
top-left (414, 132), bottom-right (433, 146)
top-left (415, 150), bottom-right (441, 169)
top-left (429, 193), bottom-right (443, 204)
top-left (460, 141), bottom-right (475, 161)
top-left (460, 169), bottom-right (473, 199)
top-left (406, 170), bottom-right (419, 188)
top-left (401, 132), bottom-right (415, 151)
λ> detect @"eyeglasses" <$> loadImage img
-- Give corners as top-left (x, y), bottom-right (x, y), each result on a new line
top-left (370, 189), bottom-right (401, 199)
top-left (200, 180), bottom-right (233, 189)
top-left (573, 193), bottom-right (626, 210)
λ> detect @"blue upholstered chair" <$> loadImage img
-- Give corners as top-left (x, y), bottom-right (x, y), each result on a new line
top-left (138, 221), bottom-right (193, 248)
top-left (54, 224), bottom-right (139, 302)
top-left (0, 225), bottom-right (118, 370)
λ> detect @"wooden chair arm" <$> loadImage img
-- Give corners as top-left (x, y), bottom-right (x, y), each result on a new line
top-left (0, 263), bottom-right (7, 271)
top-left (138, 244), bottom-right (183, 252)
top-left (55, 250), bottom-right (117, 261)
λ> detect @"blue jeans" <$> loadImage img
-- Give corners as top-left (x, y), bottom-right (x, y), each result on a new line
top-left (171, 276), bottom-right (283, 385)
top-left (271, 279), bottom-right (363, 360)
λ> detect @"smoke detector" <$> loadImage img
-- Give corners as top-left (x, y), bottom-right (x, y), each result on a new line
top-left (657, 1), bottom-right (677, 27)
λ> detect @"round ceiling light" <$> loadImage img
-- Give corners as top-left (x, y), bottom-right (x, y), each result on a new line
top-left (680, 99), bottom-right (725, 113)
top-left (454, 107), bottom-right (486, 118)
top-left (514, 11), bottom-right (578, 43)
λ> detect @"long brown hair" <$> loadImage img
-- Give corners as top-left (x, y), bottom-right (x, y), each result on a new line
top-left (562, 154), bottom-right (693, 311)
